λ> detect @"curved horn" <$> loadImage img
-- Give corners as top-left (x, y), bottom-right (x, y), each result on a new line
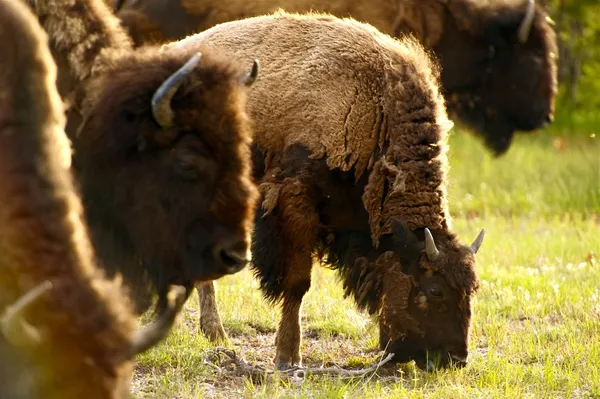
top-left (470, 229), bottom-right (486, 254)
top-left (130, 285), bottom-right (189, 357)
top-left (518, 0), bottom-right (535, 44)
top-left (1, 281), bottom-right (52, 348)
top-left (151, 52), bottom-right (202, 128)
top-left (242, 59), bottom-right (259, 86)
top-left (424, 228), bottom-right (440, 261)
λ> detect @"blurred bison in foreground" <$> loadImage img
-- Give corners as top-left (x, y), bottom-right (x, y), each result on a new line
top-left (23, 0), bottom-right (259, 319)
top-left (0, 0), bottom-right (185, 397)
top-left (115, 0), bottom-right (558, 155)
top-left (166, 12), bottom-right (486, 370)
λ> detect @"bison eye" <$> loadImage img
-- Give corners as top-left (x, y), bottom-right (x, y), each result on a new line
top-left (428, 285), bottom-right (444, 299)
top-left (176, 157), bottom-right (200, 180)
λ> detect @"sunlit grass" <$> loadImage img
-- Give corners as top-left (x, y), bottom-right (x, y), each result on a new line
top-left (133, 129), bottom-right (600, 398)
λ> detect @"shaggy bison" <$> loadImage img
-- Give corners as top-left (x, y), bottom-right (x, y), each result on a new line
top-left (165, 12), bottom-right (486, 370)
top-left (0, 0), bottom-right (185, 396)
top-left (23, 0), bottom-right (259, 317)
top-left (115, 0), bottom-right (558, 155)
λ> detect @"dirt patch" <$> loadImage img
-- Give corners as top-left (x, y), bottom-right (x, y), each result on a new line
top-left (132, 331), bottom-right (404, 398)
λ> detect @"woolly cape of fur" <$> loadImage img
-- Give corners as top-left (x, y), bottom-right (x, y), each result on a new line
top-left (165, 12), bottom-right (454, 243)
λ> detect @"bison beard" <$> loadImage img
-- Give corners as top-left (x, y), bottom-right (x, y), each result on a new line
top-left (160, 12), bottom-right (487, 369)
top-left (115, 0), bottom-right (558, 156)
top-left (0, 0), bottom-right (187, 397)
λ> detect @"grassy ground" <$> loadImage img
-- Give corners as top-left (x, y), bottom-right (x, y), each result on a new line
top-left (133, 130), bottom-right (600, 399)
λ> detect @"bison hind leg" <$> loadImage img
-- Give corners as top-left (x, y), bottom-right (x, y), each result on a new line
top-left (196, 281), bottom-right (228, 343)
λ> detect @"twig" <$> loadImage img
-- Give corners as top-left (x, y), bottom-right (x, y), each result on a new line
top-left (204, 347), bottom-right (395, 383)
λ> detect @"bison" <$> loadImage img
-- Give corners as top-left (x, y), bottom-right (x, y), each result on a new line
top-left (114, 0), bottom-right (558, 156)
top-left (0, 0), bottom-right (185, 396)
top-left (23, 0), bottom-right (260, 319)
top-left (164, 12), bottom-right (486, 370)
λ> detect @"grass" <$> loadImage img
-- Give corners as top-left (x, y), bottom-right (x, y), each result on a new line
top-left (133, 130), bottom-right (600, 398)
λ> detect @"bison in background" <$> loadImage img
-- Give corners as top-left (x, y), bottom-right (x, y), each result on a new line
top-left (23, 0), bottom-right (259, 324)
top-left (0, 0), bottom-right (185, 396)
top-left (165, 12), bottom-right (486, 370)
top-left (114, 0), bottom-right (558, 156)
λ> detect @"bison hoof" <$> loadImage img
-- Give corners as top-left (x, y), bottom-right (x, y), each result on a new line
top-left (199, 318), bottom-right (228, 343)
top-left (276, 361), bottom-right (300, 371)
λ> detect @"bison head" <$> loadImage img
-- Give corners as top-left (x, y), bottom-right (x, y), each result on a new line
top-left (76, 48), bottom-right (259, 289)
top-left (435, 0), bottom-right (557, 155)
top-left (346, 219), bottom-right (484, 371)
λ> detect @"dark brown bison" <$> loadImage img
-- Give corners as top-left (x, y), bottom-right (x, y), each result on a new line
top-left (23, 0), bottom-right (260, 318)
top-left (165, 12), bottom-right (486, 370)
top-left (114, 0), bottom-right (558, 155)
top-left (0, 0), bottom-right (186, 396)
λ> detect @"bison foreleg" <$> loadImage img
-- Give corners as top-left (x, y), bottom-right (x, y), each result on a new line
top-left (269, 178), bottom-right (319, 370)
top-left (196, 281), bottom-right (227, 343)
top-left (275, 273), bottom-right (311, 370)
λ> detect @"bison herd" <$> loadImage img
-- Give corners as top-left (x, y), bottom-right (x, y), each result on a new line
top-left (0, 0), bottom-right (557, 396)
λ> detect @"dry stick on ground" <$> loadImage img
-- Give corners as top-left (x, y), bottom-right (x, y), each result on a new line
top-left (204, 347), bottom-right (395, 383)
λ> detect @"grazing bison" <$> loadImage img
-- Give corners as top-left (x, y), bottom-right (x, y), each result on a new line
top-left (115, 0), bottom-right (558, 155)
top-left (0, 0), bottom-right (185, 397)
top-left (23, 0), bottom-right (260, 318)
top-left (165, 12), bottom-right (486, 370)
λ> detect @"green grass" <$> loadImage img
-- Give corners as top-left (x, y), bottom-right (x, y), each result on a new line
top-left (133, 130), bottom-right (600, 398)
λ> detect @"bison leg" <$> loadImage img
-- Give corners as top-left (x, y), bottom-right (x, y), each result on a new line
top-left (274, 252), bottom-right (313, 370)
top-left (195, 281), bottom-right (227, 342)
top-left (253, 174), bottom-right (318, 369)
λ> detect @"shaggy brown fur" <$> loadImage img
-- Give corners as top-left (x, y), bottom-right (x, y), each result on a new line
top-left (116, 0), bottom-right (558, 155)
top-left (24, 0), bottom-right (259, 321)
top-left (166, 13), bottom-right (485, 370)
top-left (168, 13), bottom-right (451, 241)
top-left (24, 0), bottom-right (133, 135)
top-left (0, 0), bottom-right (133, 396)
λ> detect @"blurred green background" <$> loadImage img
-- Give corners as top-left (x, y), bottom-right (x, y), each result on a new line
top-left (544, 0), bottom-right (600, 136)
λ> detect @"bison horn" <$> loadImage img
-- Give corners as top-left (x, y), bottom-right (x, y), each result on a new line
top-left (470, 229), bottom-right (486, 254)
top-left (152, 52), bottom-right (202, 128)
top-left (518, 0), bottom-right (535, 44)
top-left (130, 285), bottom-right (188, 356)
top-left (424, 228), bottom-right (440, 261)
top-left (242, 59), bottom-right (259, 86)
top-left (1, 280), bottom-right (53, 348)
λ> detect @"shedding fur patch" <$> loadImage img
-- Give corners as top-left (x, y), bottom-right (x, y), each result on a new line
top-left (380, 261), bottom-right (422, 339)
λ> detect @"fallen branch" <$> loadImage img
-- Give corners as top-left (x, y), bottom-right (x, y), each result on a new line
top-left (204, 347), bottom-right (395, 383)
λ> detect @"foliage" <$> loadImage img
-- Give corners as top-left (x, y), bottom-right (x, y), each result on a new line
top-left (546, 1), bottom-right (600, 136)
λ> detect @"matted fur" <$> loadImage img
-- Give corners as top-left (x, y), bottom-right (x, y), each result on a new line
top-left (118, 0), bottom-right (558, 155)
top-left (0, 0), bottom-right (135, 396)
top-left (167, 12), bottom-right (452, 244)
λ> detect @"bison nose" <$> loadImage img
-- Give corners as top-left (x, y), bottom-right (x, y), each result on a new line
top-left (213, 239), bottom-right (248, 274)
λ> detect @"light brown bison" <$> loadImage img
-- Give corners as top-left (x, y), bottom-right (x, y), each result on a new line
top-left (23, 0), bottom-right (260, 318)
top-left (165, 12), bottom-right (486, 370)
top-left (114, 0), bottom-right (558, 155)
top-left (0, 0), bottom-right (185, 396)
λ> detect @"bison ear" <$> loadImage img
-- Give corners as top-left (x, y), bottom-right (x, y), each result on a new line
top-left (391, 218), bottom-right (417, 247)
top-left (391, 218), bottom-right (422, 266)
